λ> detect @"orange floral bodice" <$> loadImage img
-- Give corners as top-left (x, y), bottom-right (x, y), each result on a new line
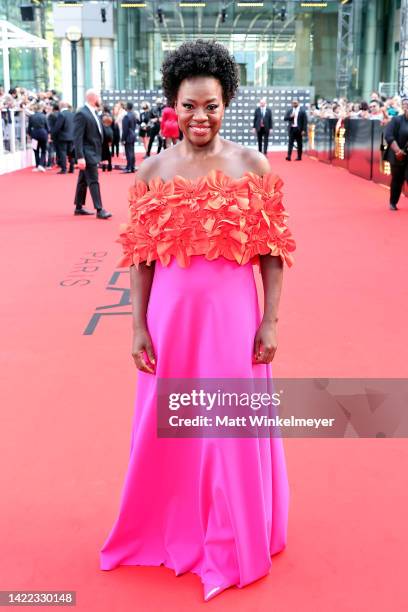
top-left (117, 169), bottom-right (296, 269)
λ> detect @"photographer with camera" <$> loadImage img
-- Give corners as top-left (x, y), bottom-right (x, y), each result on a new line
top-left (384, 97), bottom-right (408, 211)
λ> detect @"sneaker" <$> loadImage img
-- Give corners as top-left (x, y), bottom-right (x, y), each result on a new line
top-left (32, 167), bottom-right (39, 172)
top-left (38, 165), bottom-right (46, 172)
top-left (389, 203), bottom-right (398, 211)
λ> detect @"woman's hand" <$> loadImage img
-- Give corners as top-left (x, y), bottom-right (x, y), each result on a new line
top-left (253, 321), bottom-right (278, 364)
top-left (132, 326), bottom-right (156, 374)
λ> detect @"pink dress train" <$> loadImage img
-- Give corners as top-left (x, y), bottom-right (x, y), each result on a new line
top-left (99, 255), bottom-right (290, 593)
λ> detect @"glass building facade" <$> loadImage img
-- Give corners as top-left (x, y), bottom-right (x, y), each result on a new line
top-left (0, 0), bottom-right (403, 100)
top-left (113, 0), bottom-right (401, 99)
top-left (0, 0), bottom-right (57, 91)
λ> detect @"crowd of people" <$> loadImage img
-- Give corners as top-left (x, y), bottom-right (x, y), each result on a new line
top-left (309, 91), bottom-right (402, 125)
top-left (1, 85), bottom-right (406, 175)
top-left (0, 85), bottom-right (181, 173)
top-left (111, 97), bottom-right (182, 173)
top-left (0, 85), bottom-right (61, 111)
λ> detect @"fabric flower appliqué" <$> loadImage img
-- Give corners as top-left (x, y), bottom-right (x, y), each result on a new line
top-left (117, 169), bottom-right (296, 269)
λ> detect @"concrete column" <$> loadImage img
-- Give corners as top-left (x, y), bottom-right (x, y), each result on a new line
top-left (76, 42), bottom-right (85, 106)
top-left (148, 33), bottom-right (154, 90)
top-left (312, 13), bottom-right (337, 99)
top-left (60, 38), bottom-right (72, 104)
top-left (83, 38), bottom-right (92, 91)
top-left (90, 38), bottom-right (114, 92)
top-left (361, 0), bottom-right (378, 99)
top-left (104, 40), bottom-right (115, 89)
top-left (116, 4), bottom-right (126, 89)
top-left (294, 15), bottom-right (312, 86)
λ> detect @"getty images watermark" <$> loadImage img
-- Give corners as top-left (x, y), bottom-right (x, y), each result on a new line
top-left (157, 378), bottom-right (408, 438)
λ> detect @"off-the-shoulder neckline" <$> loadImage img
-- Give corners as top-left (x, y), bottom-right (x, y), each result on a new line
top-left (132, 168), bottom-right (277, 187)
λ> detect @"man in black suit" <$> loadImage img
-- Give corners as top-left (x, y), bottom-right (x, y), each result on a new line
top-left (53, 101), bottom-right (75, 174)
top-left (146, 97), bottom-right (165, 157)
top-left (253, 98), bottom-right (273, 155)
top-left (47, 102), bottom-right (60, 168)
top-left (384, 97), bottom-right (408, 210)
top-left (73, 89), bottom-right (112, 218)
top-left (121, 102), bottom-right (138, 173)
top-left (284, 98), bottom-right (308, 161)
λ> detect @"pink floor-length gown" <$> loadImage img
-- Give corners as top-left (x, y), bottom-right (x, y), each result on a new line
top-left (100, 255), bottom-right (289, 589)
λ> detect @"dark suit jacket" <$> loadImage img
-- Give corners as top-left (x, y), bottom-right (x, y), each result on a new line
top-left (122, 111), bottom-right (138, 144)
top-left (284, 106), bottom-right (308, 133)
top-left (73, 105), bottom-right (103, 164)
top-left (384, 114), bottom-right (408, 165)
top-left (28, 112), bottom-right (48, 136)
top-left (253, 107), bottom-right (273, 132)
top-left (46, 111), bottom-right (58, 136)
top-left (53, 110), bottom-right (75, 142)
top-left (149, 104), bottom-right (164, 134)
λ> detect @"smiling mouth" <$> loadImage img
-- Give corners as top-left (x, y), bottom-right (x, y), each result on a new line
top-left (190, 125), bottom-right (211, 136)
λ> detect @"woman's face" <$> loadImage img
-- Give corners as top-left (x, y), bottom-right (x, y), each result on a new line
top-left (175, 76), bottom-right (225, 146)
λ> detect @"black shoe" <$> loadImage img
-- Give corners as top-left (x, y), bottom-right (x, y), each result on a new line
top-left (285, 157), bottom-right (291, 161)
top-left (68, 169), bottom-right (74, 174)
top-left (389, 203), bottom-right (398, 211)
top-left (295, 158), bottom-right (302, 161)
top-left (96, 209), bottom-right (112, 219)
top-left (57, 170), bottom-right (67, 174)
top-left (121, 169), bottom-right (131, 174)
top-left (74, 208), bottom-right (94, 216)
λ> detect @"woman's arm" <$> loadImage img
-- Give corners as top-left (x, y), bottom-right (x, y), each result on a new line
top-left (129, 158), bottom-right (161, 374)
top-left (245, 151), bottom-right (285, 363)
top-left (130, 262), bottom-right (156, 374)
top-left (253, 255), bottom-right (283, 364)
top-left (259, 254), bottom-right (283, 326)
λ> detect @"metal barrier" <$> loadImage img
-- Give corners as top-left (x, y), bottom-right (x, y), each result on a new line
top-left (306, 117), bottom-right (392, 188)
top-left (0, 108), bottom-right (33, 174)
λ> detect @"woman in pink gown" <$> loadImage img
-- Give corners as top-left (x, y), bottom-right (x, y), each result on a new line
top-left (100, 40), bottom-right (296, 602)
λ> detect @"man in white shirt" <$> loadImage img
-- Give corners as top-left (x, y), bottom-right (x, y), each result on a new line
top-left (73, 89), bottom-right (112, 218)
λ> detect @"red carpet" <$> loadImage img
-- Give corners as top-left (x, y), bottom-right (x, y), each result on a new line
top-left (0, 153), bottom-right (407, 610)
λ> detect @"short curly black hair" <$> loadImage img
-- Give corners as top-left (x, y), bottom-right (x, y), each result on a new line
top-left (161, 39), bottom-right (240, 108)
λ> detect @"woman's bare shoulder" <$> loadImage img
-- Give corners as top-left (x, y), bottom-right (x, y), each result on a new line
top-left (134, 156), bottom-right (161, 184)
top-left (220, 140), bottom-right (270, 177)
top-left (134, 147), bottom-right (179, 184)
top-left (241, 147), bottom-right (271, 176)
